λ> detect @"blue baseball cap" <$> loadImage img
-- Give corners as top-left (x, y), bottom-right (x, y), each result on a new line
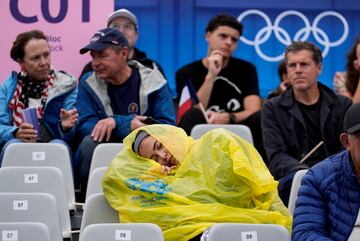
top-left (80, 28), bottom-right (129, 54)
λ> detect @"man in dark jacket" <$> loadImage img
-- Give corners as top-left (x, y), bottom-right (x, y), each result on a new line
top-left (262, 41), bottom-right (352, 205)
top-left (292, 103), bottom-right (360, 241)
top-left (80, 8), bottom-right (165, 79)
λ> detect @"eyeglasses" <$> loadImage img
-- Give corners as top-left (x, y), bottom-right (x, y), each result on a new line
top-left (110, 23), bottom-right (136, 32)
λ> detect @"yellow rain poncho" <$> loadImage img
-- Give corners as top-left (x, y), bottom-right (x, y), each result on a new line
top-left (102, 124), bottom-right (292, 241)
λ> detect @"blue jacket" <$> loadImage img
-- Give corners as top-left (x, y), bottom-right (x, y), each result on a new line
top-left (292, 151), bottom-right (360, 241)
top-left (0, 71), bottom-right (77, 146)
top-left (76, 60), bottom-right (175, 141)
top-left (262, 83), bottom-right (352, 179)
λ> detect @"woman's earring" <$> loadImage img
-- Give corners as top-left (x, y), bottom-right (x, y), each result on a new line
top-left (20, 66), bottom-right (27, 77)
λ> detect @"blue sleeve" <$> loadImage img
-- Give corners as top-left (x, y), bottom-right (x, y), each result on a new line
top-left (58, 87), bottom-right (78, 142)
top-left (111, 115), bottom-right (134, 139)
top-left (76, 79), bottom-right (103, 140)
top-left (146, 84), bottom-right (176, 125)
top-left (292, 170), bottom-right (333, 241)
top-left (0, 74), bottom-right (17, 145)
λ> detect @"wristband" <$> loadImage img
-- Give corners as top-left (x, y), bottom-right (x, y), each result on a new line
top-left (229, 112), bottom-right (237, 124)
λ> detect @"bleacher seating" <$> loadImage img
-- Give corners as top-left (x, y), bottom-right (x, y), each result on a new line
top-left (288, 169), bottom-right (308, 215)
top-left (0, 222), bottom-right (52, 241)
top-left (0, 137), bottom-right (294, 241)
top-left (85, 167), bottom-right (107, 201)
top-left (0, 192), bottom-right (64, 241)
top-left (206, 223), bottom-right (290, 241)
top-left (88, 143), bottom-right (123, 176)
top-left (1, 143), bottom-right (76, 210)
top-left (80, 193), bottom-right (119, 233)
top-left (190, 124), bottom-right (254, 144)
top-left (0, 166), bottom-right (71, 238)
top-left (79, 223), bottom-right (164, 241)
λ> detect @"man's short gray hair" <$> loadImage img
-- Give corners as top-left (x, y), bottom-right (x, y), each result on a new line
top-left (285, 41), bottom-right (323, 65)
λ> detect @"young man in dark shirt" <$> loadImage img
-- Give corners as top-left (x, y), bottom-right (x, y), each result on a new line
top-left (175, 14), bottom-right (264, 161)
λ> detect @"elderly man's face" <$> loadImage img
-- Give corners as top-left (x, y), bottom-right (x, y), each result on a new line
top-left (90, 47), bottom-right (128, 83)
top-left (109, 17), bottom-right (138, 49)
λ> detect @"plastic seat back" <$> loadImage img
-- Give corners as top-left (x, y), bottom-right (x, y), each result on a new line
top-left (191, 124), bottom-right (253, 144)
top-left (0, 193), bottom-right (63, 241)
top-left (0, 222), bottom-right (51, 241)
top-left (81, 193), bottom-right (119, 232)
top-left (288, 169), bottom-right (308, 215)
top-left (206, 223), bottom-right (290, 241)
top-left (0, 166), bottom-right (71, 238)
top-left (79, 223), bottom-right (164, 241)
top-left (85, 167), bottom-right (107, 201)
top-left (89, 143), bottom-right (124, 175)
top-left (2, 143), bottom-right (76, 210)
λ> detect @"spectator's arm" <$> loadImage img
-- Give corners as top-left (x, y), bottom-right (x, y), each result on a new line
top-left (262, 101), bottom-right (306, 179)
top-left (76, 80), bottom-right (102, 140)
top-left (58, 87), bottom-right (78, 141)
top-left (148, 84), bottom-right (176, 125)
top-left (231, 95), bottom-right (261, 123)
top-left (231, 62), bottom-right (261, 123)
top-left (0, 74), bottom-right (18, 143)
top-left (111, 115), bottom-right (138, 140)
top-left (197, 51), bottom-right (224, 108)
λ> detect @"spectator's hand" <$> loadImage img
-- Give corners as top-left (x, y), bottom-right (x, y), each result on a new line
top-left (91, 117), bottom-right (116, 142)
top-left (279, 81), bottom-right (290, 93)
top-left (130, 115), bottom-right (147, 131)
top-left (161, 165), bottom-right (177, 174)
top-left (15, 123), bottom-right (37, 142)
top-left (333, 71), bottom-right (349, 96)
top-left (206, 50), bottom-right (224, 79)
top-left (207, 111), bottom-right (230, 124)
top-left (60, 108), bottom-right (78, 131)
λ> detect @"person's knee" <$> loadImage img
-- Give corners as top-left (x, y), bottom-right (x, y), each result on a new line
top-left (74, 136), bottom-right (97, 165)
top-left (242, 110), bottom-right (262, 127)
top-left (50, 138), bottom-right (67, 145)
top-left (178, 107), bottom-right (207, 135)
top-left (278, 171), bottom-right (297, 206)
top-left (79, 136), bottom-right (98, 151)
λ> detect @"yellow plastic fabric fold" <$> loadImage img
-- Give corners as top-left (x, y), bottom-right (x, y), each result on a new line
top-left (103, 124), bottom-right (292, 241)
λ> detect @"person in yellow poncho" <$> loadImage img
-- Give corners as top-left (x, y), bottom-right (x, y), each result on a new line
top-left (102, 124), bottom-right (292, 241)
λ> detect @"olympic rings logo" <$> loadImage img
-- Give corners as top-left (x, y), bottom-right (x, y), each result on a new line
top-left (237, 10), bottom-right (349, 62)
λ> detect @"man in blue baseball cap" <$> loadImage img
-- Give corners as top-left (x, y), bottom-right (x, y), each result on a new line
top-left (75, 28), bottom-right (175, 199)
top-left (79, 8), bottom-right (166, 79)
top-left (79, 28), bottom-right (129, 54)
